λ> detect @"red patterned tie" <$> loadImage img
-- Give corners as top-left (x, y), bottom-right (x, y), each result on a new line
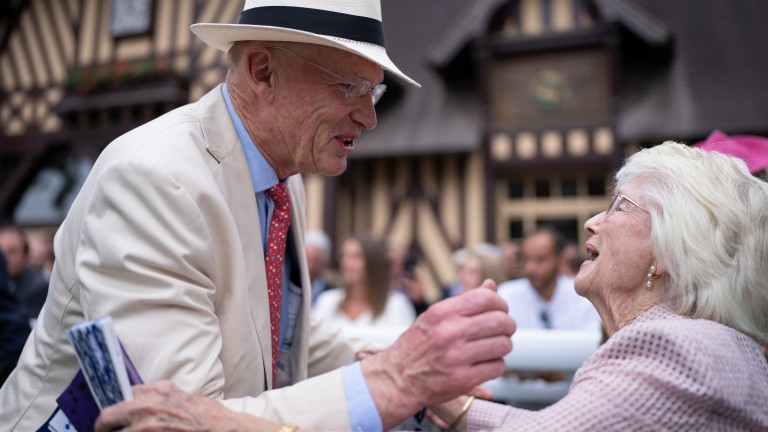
top-left (265, 183), bottom-right (291, 388)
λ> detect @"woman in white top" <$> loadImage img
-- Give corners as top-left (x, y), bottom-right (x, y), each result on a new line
top-left (314, 234), bottom-right (416, 327)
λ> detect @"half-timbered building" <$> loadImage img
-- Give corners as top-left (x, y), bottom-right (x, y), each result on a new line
top-left (2, 0), bottom-right (767, 299)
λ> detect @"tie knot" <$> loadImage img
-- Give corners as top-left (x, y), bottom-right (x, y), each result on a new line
top-left (267, 183), bottom-right (290, 207)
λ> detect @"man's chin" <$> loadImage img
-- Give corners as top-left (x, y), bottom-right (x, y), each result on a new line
top-left (318, 160), bottom-right (348, 176)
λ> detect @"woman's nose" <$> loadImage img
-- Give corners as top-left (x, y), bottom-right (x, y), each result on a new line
top-left (584, 212), bottom-right (603, 235)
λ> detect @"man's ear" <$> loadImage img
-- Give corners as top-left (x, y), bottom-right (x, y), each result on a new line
top-left (245, 47), bottom-right (274, 96)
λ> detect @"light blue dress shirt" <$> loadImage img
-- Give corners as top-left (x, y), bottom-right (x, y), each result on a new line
top-left (221, 84), bottom-right (381, 431)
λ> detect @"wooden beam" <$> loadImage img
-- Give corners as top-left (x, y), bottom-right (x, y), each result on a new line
top-left (42, 0), bottom-right (69, 72)
top-left (0, 0), bottom-right (28, 56)
top-left (490, 24), bottom-right (614, 56)
top-left (0, 141), bottom-right (48, 221)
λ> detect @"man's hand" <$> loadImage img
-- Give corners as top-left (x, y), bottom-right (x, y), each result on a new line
top-left (95, 381), bottom-right (275, 432)
top-left (361, 279), bottom-right (515, 429)
top-left (356, 346), bottom-right (386, 361)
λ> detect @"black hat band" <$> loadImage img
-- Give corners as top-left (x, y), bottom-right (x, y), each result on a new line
top-left (239, 6), bottom-right (385, 47)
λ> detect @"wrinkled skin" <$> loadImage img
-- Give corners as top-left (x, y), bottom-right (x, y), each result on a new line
top-left (361, 280), bottom-right (516, 429)
top-left (95, 381), bottom-right (285, 432)
top-left (97, 281), bottom-right (515, 432)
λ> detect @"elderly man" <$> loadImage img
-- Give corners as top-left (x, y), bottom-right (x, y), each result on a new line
top-left (0, 1), bottom-right (514, 431)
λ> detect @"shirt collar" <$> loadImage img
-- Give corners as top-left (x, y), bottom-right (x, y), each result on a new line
top-left (222, 83), bottom-right (279, 194)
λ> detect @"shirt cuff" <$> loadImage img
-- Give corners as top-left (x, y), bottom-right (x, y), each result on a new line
top-left (343, 362), bottom-right (383, 432)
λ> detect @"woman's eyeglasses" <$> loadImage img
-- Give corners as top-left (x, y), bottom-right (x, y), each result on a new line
top-left (605, 194), bottom-right (649, 220)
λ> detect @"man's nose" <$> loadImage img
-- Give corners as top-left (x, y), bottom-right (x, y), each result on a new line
top-left (351, 96), bottom-right (377, 130)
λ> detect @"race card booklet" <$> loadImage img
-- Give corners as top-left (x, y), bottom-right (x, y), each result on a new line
top-left (38, 316), bottom-right (143, 432)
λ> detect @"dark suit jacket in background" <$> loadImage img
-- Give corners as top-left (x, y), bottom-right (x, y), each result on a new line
top-left (10, 268), bottom-right (48, 319)
top-left (0, 251), bottom-right (32, 386)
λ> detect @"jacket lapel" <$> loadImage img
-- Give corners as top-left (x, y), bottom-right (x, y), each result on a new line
top-left (287, 175), bottom-right (312, 381)
top-left (197, 85), bottom-right (273, 388)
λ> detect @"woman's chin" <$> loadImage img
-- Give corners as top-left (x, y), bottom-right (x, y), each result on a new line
top-left (573, 272), bottom-right (591, 298)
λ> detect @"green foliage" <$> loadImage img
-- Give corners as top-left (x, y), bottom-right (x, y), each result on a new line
top-left (64, 59), bottom-right (188, 96)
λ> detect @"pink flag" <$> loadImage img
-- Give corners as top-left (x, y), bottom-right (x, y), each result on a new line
top-left (693, 130), bottom-right (768, 174)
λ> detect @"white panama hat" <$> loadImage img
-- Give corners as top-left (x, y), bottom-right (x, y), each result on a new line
top-left (191, 0), bottom-right (420, 88)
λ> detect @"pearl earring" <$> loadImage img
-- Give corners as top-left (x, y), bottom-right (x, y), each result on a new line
top-left (644, 264), bottom-right (657, 291)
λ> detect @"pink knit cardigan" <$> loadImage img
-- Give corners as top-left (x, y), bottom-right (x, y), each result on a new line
top-left (468, 304), bottom-right (768, 431)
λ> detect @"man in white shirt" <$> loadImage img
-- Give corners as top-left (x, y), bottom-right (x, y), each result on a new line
top-left (496, 228), bottom-right (600, 407)
top-left (498, 227), bottom-right (601, 332)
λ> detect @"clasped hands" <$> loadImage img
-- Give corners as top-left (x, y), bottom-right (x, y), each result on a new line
top-left (96, 279), bottom-right (515, 431)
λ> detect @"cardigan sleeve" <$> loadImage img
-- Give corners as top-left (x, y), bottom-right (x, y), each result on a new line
top-left (466, 319), bottom-right (723, 431)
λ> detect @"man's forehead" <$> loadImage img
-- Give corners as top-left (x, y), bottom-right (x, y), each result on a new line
top-left (295, 44), bottom-right (382, 73)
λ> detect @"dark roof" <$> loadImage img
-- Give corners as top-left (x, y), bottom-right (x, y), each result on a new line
top-left (594, 0), bottom-right (670, 46)
top-left (353, 0), bottom-right (485, 158)
top-left (428, 0), bottom-right (507, 69)
top-left (356, 0), bottom-right (768, 157)
top-left (617, 0), bottom-right (768, 142)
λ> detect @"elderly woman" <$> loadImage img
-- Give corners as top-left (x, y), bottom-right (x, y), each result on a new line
top-left (430, 141), bottom-right (768, 430)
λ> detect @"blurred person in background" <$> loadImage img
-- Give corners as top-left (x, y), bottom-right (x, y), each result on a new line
top-left (429, 142), bottom-right (768, 431)
top-left (444, 243), bottom-right (504, 299)
top-left (0, 226), bottom-right (49, 320)
top-left (499, 239), bottom-right (524, 281)
top-left (314, 234), bottom-right (416, 328)
top-left (498, 227), bottom-right (601, 332)
top-left (442, 247), bottom-right (469, 298)
top-left (304, 229), bottom-right (336, 306)
top-left (455, 251), bottom-right (506, 298)
top-left (389, 244), bottom-right (430, 315)
top-left (559, 241), bottom-right (582, 278)
top-left (0, 250), bottom-right (31, 387)
top-left (27, 230), bottom-right (55, 282)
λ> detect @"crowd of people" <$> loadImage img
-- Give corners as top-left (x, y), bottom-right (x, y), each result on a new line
top-left (0, 1), bottom-right (766, 431)
top-left (303, 227), bottom-right (595, 335)
top-left (0, 225), bottom-right (53, 387)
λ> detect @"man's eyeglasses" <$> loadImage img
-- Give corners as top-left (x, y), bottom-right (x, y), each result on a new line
top-left (270, 46), bottom-right (387, 106)
top-left (605, 193), bottom-right (649, 220)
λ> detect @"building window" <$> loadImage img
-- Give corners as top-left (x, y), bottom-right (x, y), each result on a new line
top-left (535, 179), bottom-right (550, 197)
top-left (508, 220), bottom-right (524, 240)
top-left (537, 218), bottom-right (579, 243)
top-left (14, 156), bottom-right (93, 225)
top-left (496, 171), bottom-right (610, 245)
top-left (587, 177), bottom-right (605, 196)
top-left (508, 179), bottom-right (524, 199)
top-left (561, 177), bottom-right (578, 197)
top-left (111, 0), bottom-right (154, 38)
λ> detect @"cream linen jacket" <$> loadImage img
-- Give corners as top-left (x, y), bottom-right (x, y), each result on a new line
top-left (0, 85), bottom-right (362, 431)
